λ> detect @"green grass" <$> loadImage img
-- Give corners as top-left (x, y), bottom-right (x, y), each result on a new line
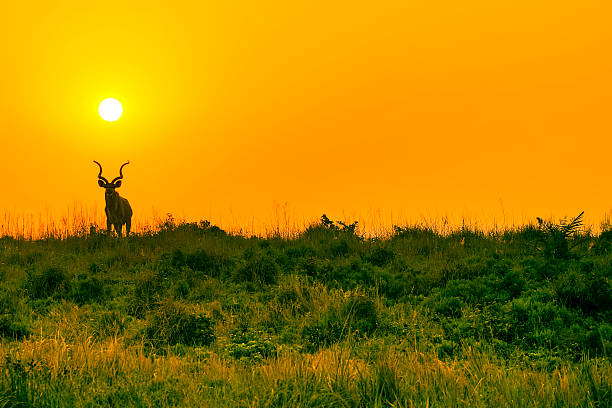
top-left (0, 215), bottom-right (611, 407)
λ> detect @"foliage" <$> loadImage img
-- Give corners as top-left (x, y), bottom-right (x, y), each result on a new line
top-left (536, 211), bottom-right (584, 260)
top-left (365, 245), bottom-right (395, 267)
top-left (304, 214), bottom-right (359, 236)
top-left (225, 328), bottom-right (277, 362)
top-left (0, 214), bottom-right (611, 406)
top-left (69, 274), bottom-right (106, 304)
top-left (23, 266), bottom-right (69, 299)
top-left (301, 317), bottom-right (345, 352)
top-left (232, 252), bottom-right (280, 285)
top-left (553, 266), bottom-right (612, 313)
top-left (0, 286), bottom-right (30, 339)
top-left (144, 300), bottom-right (215, 348)
top-left (341, 291), bottom-right (379, 336)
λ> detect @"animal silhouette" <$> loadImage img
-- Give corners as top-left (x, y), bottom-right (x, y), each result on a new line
top-left (94, 161), bottom-right (133, 236)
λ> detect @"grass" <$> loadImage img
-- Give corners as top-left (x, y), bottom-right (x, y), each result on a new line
top-left (0, 214), bottom-right (611, 407)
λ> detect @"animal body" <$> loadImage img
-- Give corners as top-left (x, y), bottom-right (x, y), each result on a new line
top-left (94, 161), bottom-right (133, 236)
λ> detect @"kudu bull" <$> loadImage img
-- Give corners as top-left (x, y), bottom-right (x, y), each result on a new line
top-left (93, 161), bottom-right (133, 236)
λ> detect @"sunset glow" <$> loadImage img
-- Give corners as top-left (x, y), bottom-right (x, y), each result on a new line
top-left (0, 1), bottom-right (611, 233)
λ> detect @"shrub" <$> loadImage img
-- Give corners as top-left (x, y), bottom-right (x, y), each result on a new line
top-left (296, 256), bottom-right (318, 276)
top-left (302, 292), bottom-right (379, 351)
top-left (69, 274), bottom-right (105, 304)
top-left (365, 246), bottom-right (395, 267)
top-left (436, 340), bottom-right (458, 358)
top-left (342, 292), bottom-right (379, 336)
top-left (5, 252), bottom-right (42, 267)
top-left (185, 250), bottom-right (214, 274)
top-left (274, 279), bottom-right (311, 314)
top-left (553, 268), bottom-right (612, 314)
top-left (0, 287), bottom-right (30, 339)
top-left (192, 249), bottom-right (233, 277)
top-left (498, 269), bottom-right (526, 299)
top-left (128, 271), bottom-right (166, 317)
top-left (357, 357), bottom-right (401, 405)
top-left (435, 275), bottom-right (502, 306)
top-left (173, 279), bottom-right (191, 299)
top-left (144, 301), bottom-right (214, 348)
top-left (536, 212), bottom-right (584, 260)
top-left (301, 214), bottom-right (359, 240)
top-left (486, 297), bottom-right (581, 351)
top-left (24, 266), bottom-right (69, 299)
top-left (156, 250), bottom-right (186, 279)
top-left (376, 267), bottom-right (411, 300)
top-left (233, 253), bottom-right (280, 285)
top-left (301, 318), bottom-right (345, 352)
top-left (329, 239), bottom-right (350, 257)
top-left (88, 262), bottom-right (104, 274)
top-left (429, 295), bottom-right (464, 318)
top-left (90, 310), bottom-right (128, 339)
top-left (284, 244), bottom-right (316, 261)
top-left (225, 328), bottom-right (277, 362)
top-left (591, 229), bottom-right (612, 255)
top-left (295, 256), bottom-right (333, 279)
top-left (157, 248), bottom-right (232, 281)
top-left (327, 257), bottom-right (379, 289)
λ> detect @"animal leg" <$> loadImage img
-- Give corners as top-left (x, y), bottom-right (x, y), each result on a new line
top-left (107, 220), bottom-right (113, 234)
top-left (114, 223), bottom-right (122, 237)
top-left (126, 220), bottom-right (131, 236)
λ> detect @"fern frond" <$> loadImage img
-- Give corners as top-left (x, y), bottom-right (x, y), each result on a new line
top-left (561, 211), bottom-right (584, 238)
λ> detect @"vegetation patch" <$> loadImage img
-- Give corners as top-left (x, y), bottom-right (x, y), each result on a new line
top-left (0, 213), bottom-right (611, 406)
top-left (144, 300), bottom-right (215, 348)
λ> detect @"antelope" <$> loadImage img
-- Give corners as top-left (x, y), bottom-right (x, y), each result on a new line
top-left (93, 161), bottom-right (133, 236)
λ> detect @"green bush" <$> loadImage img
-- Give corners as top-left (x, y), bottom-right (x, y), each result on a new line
top-left (301, 292), bottom-right (379, 351)
top-left (158, 248), bottom-right (232, 280)
top-left (498, 269), bottom-right (526, 299)
top-left (357, 358), bottom-right (401, 405)
top-left (185, 250), bottom-right (218, 275)
top-left (225, 328), bottom-right (277, 362)
top-left (301, 318), bottom-right (345, 352)
top-left (90, 310), bottom-right (129, 339)
top-left (173, 279), bottom-right (191, 299)
top-left (24, 266), bottom-right (69, 299)
top-left (0, 287), bottom-right (30, 339)
top-left (342, 292), bottom-right (379, 336)
top-left (430, 296), bottom-right (464, 318)
top-left (128, 271), bottom-right (166, 317)
top-left (329, 239), bottom-right (350, 257)
top-left (295, 255), bottom-right (333, 279)
top-left (144, 301), bottom-right (214, 348)
top-left (365, 246), bottom-right (395, 267)
top-left (327, 257), bottom-right (380, 289)
top-left (284, 244), bottom-right (316, 261)
top-left (69, 274), bottom-right (105, 304)
top-left (553, 267), bottom-right (612, 313)
top-left (489, 297), bottom-right (580, 349)
top-left (5, 251), bottom-right (42, 267)
top-left (439, 276), bottom-right (500, 305)
top-left (591, 229), bottom-right (612, 255)
top-left (232, 253), bottom-right (280, 285)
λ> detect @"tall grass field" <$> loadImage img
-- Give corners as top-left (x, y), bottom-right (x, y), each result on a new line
top-left (1, 213), bottom-right (611, 407)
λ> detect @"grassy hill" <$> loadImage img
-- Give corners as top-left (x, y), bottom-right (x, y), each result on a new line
top-left (1, 214), bottom-right (611, 407)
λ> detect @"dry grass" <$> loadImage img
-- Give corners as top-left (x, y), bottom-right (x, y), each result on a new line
top-left (0, 202), bottom-right (575, 240)
top-left (2, 333), bottom-right (609, 407)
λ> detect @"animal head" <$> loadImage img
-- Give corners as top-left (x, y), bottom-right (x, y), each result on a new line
top-left (93, 161), bottom-right (130, 198)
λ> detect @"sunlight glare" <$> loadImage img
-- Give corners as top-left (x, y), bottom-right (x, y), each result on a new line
top-left (98, 98), bottom-right (123, 121)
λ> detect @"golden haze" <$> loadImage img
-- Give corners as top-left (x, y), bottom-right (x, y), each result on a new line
top-left (0, 1), bottom-right (611, 234)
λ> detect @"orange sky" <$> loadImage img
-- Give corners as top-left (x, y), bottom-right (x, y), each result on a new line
top-left (0, 1), bottom-right (611, 233)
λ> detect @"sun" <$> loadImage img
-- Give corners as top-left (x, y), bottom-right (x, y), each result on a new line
top-left (98, 98), bottom-right (123, 121)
